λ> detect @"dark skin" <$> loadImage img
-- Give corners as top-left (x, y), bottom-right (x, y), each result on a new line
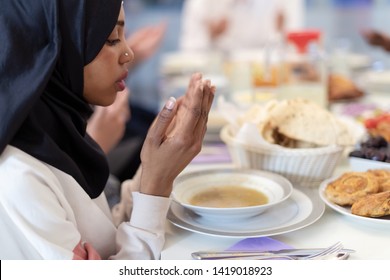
top-left (362, 29), bottom-right (390, 52)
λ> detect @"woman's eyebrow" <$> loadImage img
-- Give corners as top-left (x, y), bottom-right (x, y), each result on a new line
top-left (117, 20), bottom-right (125, 27)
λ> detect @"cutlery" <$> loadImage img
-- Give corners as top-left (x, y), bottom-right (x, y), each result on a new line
top-left (204, 252), bottom-right (350, 260)
top-left (192, 242), bottom-right (355, 260)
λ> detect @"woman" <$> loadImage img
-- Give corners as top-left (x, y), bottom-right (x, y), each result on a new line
top-left (0, 0), bottom-right (215, 259)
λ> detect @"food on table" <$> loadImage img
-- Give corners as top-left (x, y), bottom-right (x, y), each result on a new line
top-left (328, 74), bottom-right (364, 101)
top-left (349, 113), bottom-right (390, 163)
top-left (325, 172), bottom-right (379, 206)
top-left (189, 185), bottom-right (268, 208)
top-left (363, 112), bottom-right (390, 142)
top-left (259, 99), bottom-right (354, 148)
top-left (366, 169), bottom-right (390, 192)
top-left (367, 169), bottom-right (390, 183)
top-left (379, 179), bottom-right (390, 192)
top-left (351, 191), bottom-right (390, 217)
top-left (349, 135), bottom-right (390, 163)
top-left (325, 169), bottom-right (390, 218)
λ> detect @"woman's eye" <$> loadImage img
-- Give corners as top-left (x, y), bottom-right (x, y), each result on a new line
top-left (106, 39), bottom-right (120, 46)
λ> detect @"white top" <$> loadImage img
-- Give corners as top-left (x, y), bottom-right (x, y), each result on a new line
top-left (0, 145), bottom-right (170, 260)
top-left (179, 0), bottom-right (304, 52)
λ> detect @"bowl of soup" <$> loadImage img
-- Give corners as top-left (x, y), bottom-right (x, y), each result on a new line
top-left (172, 168), bottom-right (293, 220)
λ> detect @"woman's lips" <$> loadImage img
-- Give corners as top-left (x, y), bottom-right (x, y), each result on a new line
top-left (116, 71), bottom-right (128, 91)
top-left (116, 80), bottom-right (126, 91)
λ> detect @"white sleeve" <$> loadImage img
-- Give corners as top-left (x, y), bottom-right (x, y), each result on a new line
top-left (111, 192), bottom-right (171, 260)
top-left (1, 146), bottom-right (172, 260)
top-left (0, 164), bottom-right (83, 260)
top-left (179, 0), bottom-right (212, 51)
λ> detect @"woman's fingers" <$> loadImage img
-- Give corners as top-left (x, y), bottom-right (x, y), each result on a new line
top-left (145, 72), bottom-right (215, 146)
top-left (176, 73), bottom-right (206, 134)
top-left (146, 97), bottom-right (177, 145)
top-left (138, 73), bottom-right (216, 197)
top-left (194, 79), bottom-right (214, 141)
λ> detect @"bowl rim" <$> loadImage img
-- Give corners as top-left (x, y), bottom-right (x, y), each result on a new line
top-left (172, 168), bottom-right (294, 212)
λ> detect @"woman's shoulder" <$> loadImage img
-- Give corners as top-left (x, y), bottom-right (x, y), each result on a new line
top-left (0, 145), bottom-right (57, 184)
top-left (0, 145), bottom-right (77, 198)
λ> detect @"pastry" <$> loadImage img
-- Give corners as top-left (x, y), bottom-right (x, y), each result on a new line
top-left (379, 178), bottom-right (390, 192)
top-left (328, 74), bottom-right (364, 101)
top-left (367, 169), bottom-right (390, 192)
top-left (351, 191), bottom-right (390, 217)
top-left (325, 172), bottom-right (380, 206)
top-left (367, 169), bottom-right (390, 180)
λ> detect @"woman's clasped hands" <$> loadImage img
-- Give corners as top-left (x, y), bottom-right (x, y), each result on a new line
top-left (139, 73), bottom-right (215, 197)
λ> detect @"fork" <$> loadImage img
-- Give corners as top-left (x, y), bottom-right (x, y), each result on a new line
top-left (299, 241), bottom-right (344, 260)
top-left (250, 241), bottom-right (344, 260)
top-left (194, 242), bottom-right (345, 260)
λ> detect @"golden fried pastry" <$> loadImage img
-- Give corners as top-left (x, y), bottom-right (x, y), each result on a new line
top-left (367, 169), bottom-right (390, 192)
top-left (328, 74), bottom-right (364, 101)
top-left (325, 172), bottom-right (380, 206)
top-left (379, 179), bottom-right (390, 192)
top-left (351, 191), bottom-right (390, 217)
top-left (367, 169), bottom-right (390, 182)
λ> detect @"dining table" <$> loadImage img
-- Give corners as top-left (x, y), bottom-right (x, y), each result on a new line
top-left (160, 88), bottom-right (390, 260)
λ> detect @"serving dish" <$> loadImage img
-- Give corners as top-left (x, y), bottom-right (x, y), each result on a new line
top-left (220, 124), bottom-right (344, 187)
top-left (360, 70), bottom-right (390, 92)
top-left (172, 168), bottom-right (293, 220)
top-left (168, 187), bottom-right (324, 238)
top-left (349, 157), bottom-right (390, 172)
top-left (319, 176), bottom-right (390, 226)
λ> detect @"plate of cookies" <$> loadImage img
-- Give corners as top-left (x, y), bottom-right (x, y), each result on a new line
top-left (319, 169), bottom-right (390, 225)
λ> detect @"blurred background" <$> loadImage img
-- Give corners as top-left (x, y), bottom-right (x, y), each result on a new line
top-left (111, 0), bottom-right (390, 180)
top-left (124, 0), bottom-right (390, 112)
top-left (101, 0), bottom-right (390, 201)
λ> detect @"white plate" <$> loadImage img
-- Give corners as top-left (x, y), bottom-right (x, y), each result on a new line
top-left (348, 157), bottom-right (390, 172)
top-left (329, 53), bottom-right (371, 71)
top-left (167, 187), bottom-right (324, 238)
top-left (172, 168), bottom-right (293, 220)
top-left (319, 177), bottom-right (390, 226)
top-left (360, 70), bottom-right (390, 92)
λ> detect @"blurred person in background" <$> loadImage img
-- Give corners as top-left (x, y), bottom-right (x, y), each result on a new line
top-left (362, 29), bottom-right (390, 52)
top-left (88, 88), bottom-right (131, 156)
top-left (179, 0), bottom-right (305, 52)
top-left (87, 88), bottom-right (131, 208)
top-left (328, 0), bottom-right (373, 54)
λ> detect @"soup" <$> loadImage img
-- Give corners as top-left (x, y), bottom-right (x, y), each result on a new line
top-left (189, 185), bottom-right (268, 208)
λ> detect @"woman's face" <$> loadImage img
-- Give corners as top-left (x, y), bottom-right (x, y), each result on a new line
top-left (83, 6), bottom-right (133, 106)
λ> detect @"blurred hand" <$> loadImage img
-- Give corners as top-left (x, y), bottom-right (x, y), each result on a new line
top-left (362, 29), bottom-right (390, 52)
top-left (126, 22), bottom-right (167, 66)
top-left (139, 73), bottom-right (216, 197)
top-left (207, 17), bottom-right (229, 40)
top-left (275, 9), bottom-right (285, 33)
top-left (87, 87), bottom-right (130, 154)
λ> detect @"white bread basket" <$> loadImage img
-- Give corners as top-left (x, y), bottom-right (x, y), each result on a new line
top-left (220, 124), bottom-right (344, 187)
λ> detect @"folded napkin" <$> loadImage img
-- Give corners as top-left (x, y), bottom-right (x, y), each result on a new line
top-left (235, 122), bottom-right (285, 151)
top-left (226, 237), bottom-right (293, 252)
top-left (191, 143), bottom-right (231, 164)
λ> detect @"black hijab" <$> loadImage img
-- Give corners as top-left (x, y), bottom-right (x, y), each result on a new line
top-left (0, 0), bottom-right (123, 198)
